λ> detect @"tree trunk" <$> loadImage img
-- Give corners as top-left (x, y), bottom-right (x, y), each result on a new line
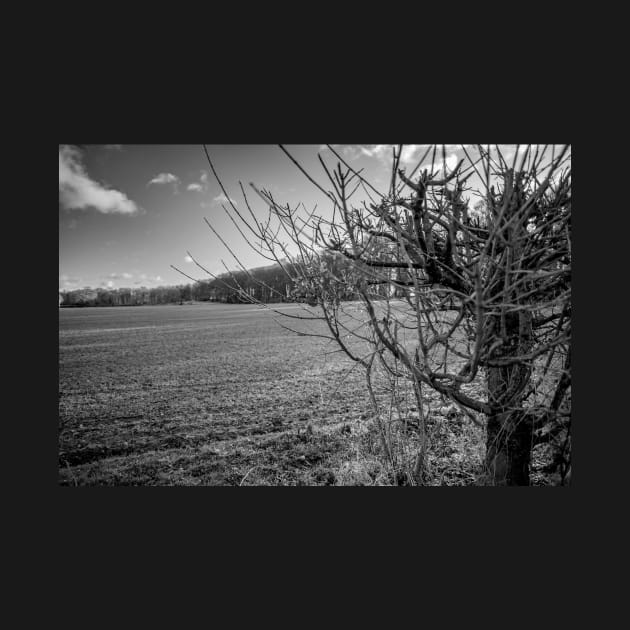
top-left (483, 311), bottom-right (534, 485)
top-left (484, 408), bottom-right (532, 485)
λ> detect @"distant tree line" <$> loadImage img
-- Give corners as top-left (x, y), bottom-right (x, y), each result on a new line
top-left (60, 285), bottom-right (190, 307)
top-left (60, 260), bottom-right (362, 307)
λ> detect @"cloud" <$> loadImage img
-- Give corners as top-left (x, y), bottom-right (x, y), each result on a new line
top-left (418, 153), bottom-right (459, 174)
top-left (184, 255), bottom-right (194, 263)
top-left (107, 272), bottom-right (133, 280)
top-left (378, 145), bottom-right (450, 167)
top-left (107, 273), bottom-right (165, 288)
top-left (341, 145), bottom-right (364, 160)
top-left (59, 274), bottom-right (83, 291)
top-left (338, 145), bottom-right (430, 166)
top-left (322, 145), bottom-right (392, 161)
top-left (138, 273), bottom-right (162, 282)
top-left (99, 272), bottom-right (134, 288)
top-left (359, 144), bottom-right (393, 160)
top-left (358, 145), bottom-right (473, 168)
top-left (399, 145), bottom-right (430, 165)
top-left (213, 193), bottom-right (237, 206)
top-left (186, 171), bottom-right (209, 193)
top-left (148, 173), bottom-right (180, 187)
top-left (503, 145), bottom-right (534, 165)
top-left (59, 145), bottom-right (139, 215)
top-left (323, 145), bottom-right (473, 182)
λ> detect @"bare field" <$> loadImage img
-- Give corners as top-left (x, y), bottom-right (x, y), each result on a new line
top-left (59, 303), bottom-right (377, 485)
top-left (59, 303), bottom-right (561, 485)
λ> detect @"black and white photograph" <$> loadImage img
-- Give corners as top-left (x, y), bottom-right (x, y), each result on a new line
top-left (58, 144), bottom-right (571, 486)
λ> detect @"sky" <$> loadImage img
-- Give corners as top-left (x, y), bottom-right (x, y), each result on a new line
top-left (59, 144), bottom-right (570, 292)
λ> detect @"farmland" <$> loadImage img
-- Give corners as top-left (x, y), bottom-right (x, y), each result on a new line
top-left (59, 303), bottom-right (381, 485)
top-left (59, 302), bottom-right (491, 485)
top-left (60, 302), bottom-right (559, 485)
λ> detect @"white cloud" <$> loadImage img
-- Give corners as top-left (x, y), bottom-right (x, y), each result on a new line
top-left (418, 153), bottom-right (459, 175)
top-left (213, 193), bottom-right (237, 206)
top-left (107, 272), bottom-right (133, 280)
top-left (503, 150), bottom-right (515, 162)
top-left (360, 144), bottom-right (392, 160)
top-left (359, 145), bottom-right (474, 168)
top-left (186, 170), bottom-right (210, 193)
top-left (443, 144), bottom-right (472, 152)
top-left (345, 145), bottom-right (431, 167)
top-left (59, 145), bottom-right (139, 215)
top-left (59, 274), bottom-right (83, 291)
top-left (133, 273), bottom-right (164, 286)
top-left (329, 145), bottom-right (389, 161)
top-left (341, 145), bottom-right (365, 160)
top-left (399, 145), bottom-right (430, 165)
top-left (148, 172), bottom-right (180, 186)
top-left (445, 154), bottom-right (459, 171)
